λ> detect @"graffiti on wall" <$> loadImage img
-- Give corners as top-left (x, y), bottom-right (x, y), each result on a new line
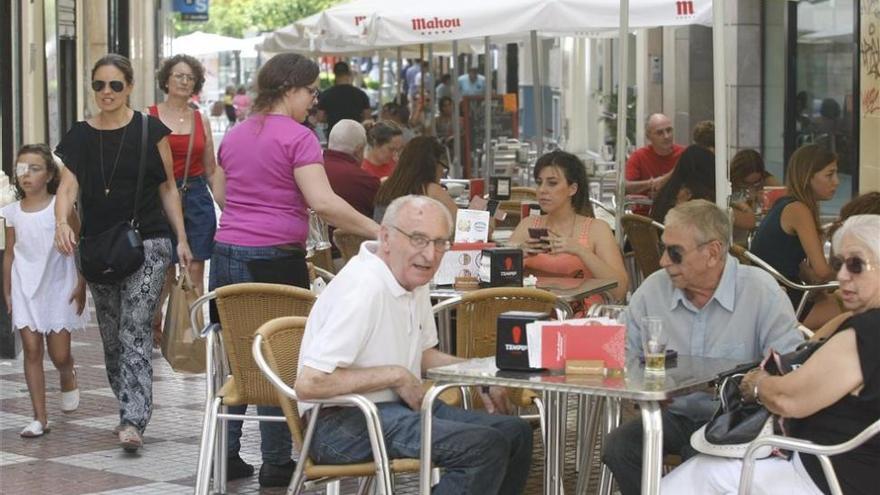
top-left (862, 0), bottom-right (880, 114)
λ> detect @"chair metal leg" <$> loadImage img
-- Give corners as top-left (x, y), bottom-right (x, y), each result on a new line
top-left (575, 395), bottom-right (587, 471)
top-left (356, 477), bottom-right (374, 495)
top-left (575, 396), bottom-right (603, 495)
top-left (195, 397), bottom-right (222, 495)
top-left (533, 397), bottom-right (547, 447)
top-left (597, 398), bottom-right (622, 495)
top-left (218, 413), bottom-right (229, 494)
top-left (325, 479), bottom-right (341, 495)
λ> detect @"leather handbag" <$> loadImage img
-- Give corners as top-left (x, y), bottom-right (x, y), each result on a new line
top-left (690, 339), bottom-right (825, 458)
top-left (77, 113), bottom-right (149, 284)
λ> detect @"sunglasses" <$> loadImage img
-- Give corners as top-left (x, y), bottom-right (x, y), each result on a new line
top-left (830, 255), bottom-right (873, 275)
top-left (91, 80), bottom-right (125, 93)
top-left (659, 240), bottom-right (715, 265)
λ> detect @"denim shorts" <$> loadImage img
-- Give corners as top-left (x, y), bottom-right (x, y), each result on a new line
top-left (171, 175), bottom-right (216, 262)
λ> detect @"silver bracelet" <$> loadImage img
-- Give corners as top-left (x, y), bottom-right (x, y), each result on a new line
top-left (752, 375), bottom-right (768, 405)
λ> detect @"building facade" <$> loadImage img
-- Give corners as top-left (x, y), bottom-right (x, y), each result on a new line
top-left (0, 0), bottom-right (171, 173)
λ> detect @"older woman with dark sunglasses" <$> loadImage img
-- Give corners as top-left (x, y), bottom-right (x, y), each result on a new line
top-left (661, 214), bottom-right (880, 495)
top-left (54, 54), bottom-right (191, 453)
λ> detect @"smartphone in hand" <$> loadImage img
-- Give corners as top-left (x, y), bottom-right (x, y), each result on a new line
top-left (527, 227), bottom-right (551, 253)
top-left (528, 227), bottom-right (549, 240)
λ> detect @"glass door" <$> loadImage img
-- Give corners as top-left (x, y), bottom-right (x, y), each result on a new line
top-left (786, 0), bottom-right (859, 216)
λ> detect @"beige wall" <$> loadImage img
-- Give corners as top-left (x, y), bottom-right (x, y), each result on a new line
top-left (128, 0), bottom-right (159, 112)
top-left (860, 4), bottom-right (880, 193)
top-left (21, 0), bottom-right (47, 145)
top-left (79, 0), bottom-right (108, 120)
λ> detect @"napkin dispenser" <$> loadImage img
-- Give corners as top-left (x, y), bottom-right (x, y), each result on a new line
top-left (496, 311), bottom-right (550, 371)
top-left (478, 247), bottom-right (523, 287)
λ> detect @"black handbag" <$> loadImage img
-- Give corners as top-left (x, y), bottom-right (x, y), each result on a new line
top-left (692, 339), bottom-right (825, 458)
top-left (77, 113), bottom-right (148, 284)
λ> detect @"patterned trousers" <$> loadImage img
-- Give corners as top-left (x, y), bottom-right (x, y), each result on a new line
top-left (89, 238), bottom-right (171, 433)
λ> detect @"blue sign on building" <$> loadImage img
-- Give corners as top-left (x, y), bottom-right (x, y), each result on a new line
top-left (173, 0), bottom-right (209, 22)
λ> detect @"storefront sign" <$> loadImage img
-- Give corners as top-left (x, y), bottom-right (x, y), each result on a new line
top-left (173, 0), bottom-right (209, 22)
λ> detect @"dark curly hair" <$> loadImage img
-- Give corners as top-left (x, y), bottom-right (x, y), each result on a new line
top-left (156, 54), bottom-right (206, 95)
top-left (14, 144), bottom-right (60, 199)
top-left (375, 136), bottom-right (446, 207)
top-left (252, 53), bottom-right (319, 113)
top-left (533, 151), bottom-right (594, 217)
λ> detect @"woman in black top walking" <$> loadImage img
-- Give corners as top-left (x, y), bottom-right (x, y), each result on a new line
top-left (54, 54), bottom-right (191, 453)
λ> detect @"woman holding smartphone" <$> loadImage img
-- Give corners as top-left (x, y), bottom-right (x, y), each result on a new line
top-left (509, 151), bottom-right (628, 302)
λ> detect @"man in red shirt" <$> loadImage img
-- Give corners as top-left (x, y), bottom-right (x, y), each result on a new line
top-left (625, 113), bottom-right (684, 197)
top-left (323, 120), bottom-right (380, 258)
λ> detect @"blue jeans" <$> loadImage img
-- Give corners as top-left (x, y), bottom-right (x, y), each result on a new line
top-left (310, 401), bottom-right (533, 495)
top-left (601, 410), bottom-right (702, 495)
top-left (209, 242), bottom-right (307, 464)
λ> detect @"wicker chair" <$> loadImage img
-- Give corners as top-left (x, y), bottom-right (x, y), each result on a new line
top-left (621, 214), bottom-right (664, 279)
top-left (496, 200), bottom-right (525, 229)
top-left (192, 283), bottom-right (316, 495)
top-left (509, 186), bottom-right (537, 201)
top-left (252, 316), bottom-right (421, 495)
top-left (431, 287), bottom-right (572, 447)
top-left (333, 230), bottom-right (370, 265)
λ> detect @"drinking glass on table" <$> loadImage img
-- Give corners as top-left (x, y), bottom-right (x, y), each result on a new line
top-left (641, 317), bottom-right (668, 373)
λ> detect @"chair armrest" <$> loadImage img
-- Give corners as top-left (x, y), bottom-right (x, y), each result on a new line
top-left (189, 291), bottom-right (217, 340)
top-left (312, 265), bottom-right (335, 282)
top-left (743, 251), bottom-right (839, 292)
top-left (252, 334), bottom-right (394, 477)
top-left (431, 295), bottom-right (463, 315)
top-left (739, 418), bottom-right (880, 495)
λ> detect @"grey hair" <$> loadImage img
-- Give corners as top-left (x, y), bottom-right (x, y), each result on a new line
top-left (832, 214), bottom-right (880, 263)
top-left (664, 199), bottom-right (730, 250)
top-left (328, 119), bottom-right (367, 155)
top-left (382, 195), bottom-right (453, 239)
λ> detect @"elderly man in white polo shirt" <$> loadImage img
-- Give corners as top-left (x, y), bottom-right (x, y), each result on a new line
top-left (295, 195), bottom-right (533, 495)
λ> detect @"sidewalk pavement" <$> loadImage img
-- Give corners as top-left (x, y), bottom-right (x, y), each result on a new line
top-left (1, 312), bottom-right (593, 494)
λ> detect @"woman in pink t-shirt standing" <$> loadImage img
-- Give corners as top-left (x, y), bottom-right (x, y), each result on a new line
top-left (210, 53), bottom-right (379, 486)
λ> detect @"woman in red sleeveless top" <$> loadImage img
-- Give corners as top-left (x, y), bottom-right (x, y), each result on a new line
top-left (148, 54), bottom-right (224, 346)
top-left (509, 151), bottom-right (629, 302)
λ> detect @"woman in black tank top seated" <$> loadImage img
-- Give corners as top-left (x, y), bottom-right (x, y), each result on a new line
top-left (750, 144), bottom-right (837, 314)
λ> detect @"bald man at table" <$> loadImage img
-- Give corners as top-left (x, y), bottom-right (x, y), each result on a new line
top-left (294, 195), bottom-right (533, 495)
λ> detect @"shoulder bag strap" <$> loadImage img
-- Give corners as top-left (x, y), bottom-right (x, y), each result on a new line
top-left (131, 112), bottom-right (148, 227)
top-left (180, 108), bottom-right (197, 192)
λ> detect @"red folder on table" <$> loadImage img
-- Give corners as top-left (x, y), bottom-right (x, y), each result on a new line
top-left (526, 318), bottom-right (625, 370)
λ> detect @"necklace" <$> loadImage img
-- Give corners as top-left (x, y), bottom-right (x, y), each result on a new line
top-left (98, 122), bottom-right (129, 196)
top-left (166, 102), bottom-right (189, 123)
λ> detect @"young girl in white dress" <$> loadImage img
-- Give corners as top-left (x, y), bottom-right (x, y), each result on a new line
top-left (2, 144), bottom-right (88, 437)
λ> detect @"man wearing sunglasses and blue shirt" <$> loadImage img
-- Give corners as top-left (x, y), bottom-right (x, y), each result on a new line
top-left (295, 195), bottom-right (533, 495)
top-left (602, 199), bottom-right (803, 495)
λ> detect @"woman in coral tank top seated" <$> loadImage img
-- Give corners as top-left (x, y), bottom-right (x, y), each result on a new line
top-left (509, 151), bottom-right (628, 304)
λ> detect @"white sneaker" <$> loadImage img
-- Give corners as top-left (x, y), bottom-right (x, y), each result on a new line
top-left (20, 420), bottom-right (49, 438)
top-left (60, 388), bottom-right (80, 412)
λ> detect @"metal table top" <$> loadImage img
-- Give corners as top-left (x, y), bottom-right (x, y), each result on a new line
top-left (430, 277), bottom-right (618, 304)
top-left (426, 355), bottom-right (742, 402)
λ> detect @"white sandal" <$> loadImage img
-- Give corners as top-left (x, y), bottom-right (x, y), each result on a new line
top-left (61, 388), bottom-right (80, 412)
top-left (20, 420), bottom-right (49, 438)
